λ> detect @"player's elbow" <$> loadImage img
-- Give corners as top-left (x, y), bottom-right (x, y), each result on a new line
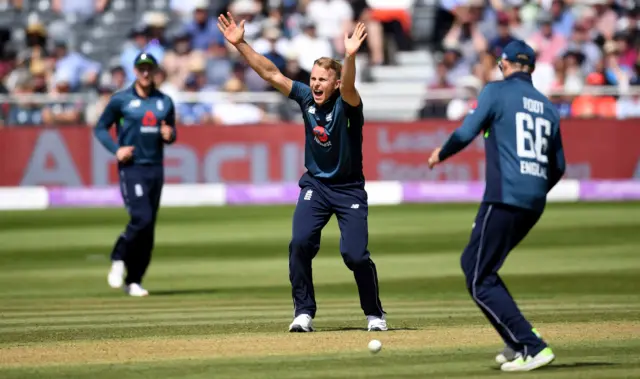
top-left (340, 87), bottom-right (360, 107)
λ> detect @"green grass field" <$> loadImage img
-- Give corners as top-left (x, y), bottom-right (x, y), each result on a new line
top-left (1, 202), bottom-right (639, 378)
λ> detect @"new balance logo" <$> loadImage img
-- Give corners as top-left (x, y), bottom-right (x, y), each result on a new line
top-left (351, 204), bottom-right (359, 209)
top-left (304, 190), bottom-right (313, 201)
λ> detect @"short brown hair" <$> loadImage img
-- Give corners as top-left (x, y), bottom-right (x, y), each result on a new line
top-left (313, 57), bottom-right (343, 79)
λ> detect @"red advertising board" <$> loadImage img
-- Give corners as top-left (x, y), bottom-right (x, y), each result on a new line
top-left (0, 120), bottom-right (638, 186)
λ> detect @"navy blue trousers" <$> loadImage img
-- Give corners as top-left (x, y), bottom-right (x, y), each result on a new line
top-left (289, 172), bottom-right (384, 318)
top-left (111, 164), bottom-right (164, 285)
top-left (461, 202), bottom-right (547, 357)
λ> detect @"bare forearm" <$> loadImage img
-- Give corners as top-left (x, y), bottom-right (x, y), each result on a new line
top-left (235, 40), bottom-right (279, 81)
top-left (341, 54), bottom-right (357, 91)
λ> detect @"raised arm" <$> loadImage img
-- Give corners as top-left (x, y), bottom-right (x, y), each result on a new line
top-left (341, 22), bottom-right (367, 107)
top-left (217, 12), bottom-right (292, 96)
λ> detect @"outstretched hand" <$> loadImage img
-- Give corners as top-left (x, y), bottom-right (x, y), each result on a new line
top-left (344, 22), bottom-right (367, 57)
top-left (428, 147), bottom-right (441, 169)
top-left (217, 12), bottom-right (245, 45)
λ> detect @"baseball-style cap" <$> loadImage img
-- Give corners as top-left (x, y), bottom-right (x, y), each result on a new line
top-left (501, 40), bottom-right (536, 68)
top-left (134, 52), bottom-right (158, 67)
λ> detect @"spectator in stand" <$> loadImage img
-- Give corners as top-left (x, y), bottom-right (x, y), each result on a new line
top-left (259, 27), bottom-right (288, 76)
top-left (305, 0), bottom-right (353, 55)
top-left (253, 19), bottom-right (290, 58)
top-left (144, 12), bottom-right (170, 50)
top-left (109, 65), bottom-right (126, 90)
top-left (529, 12), bottom-right (567, 66)
top-left (52, 0), bottom-right (109, 21)
top-left (489, 12), bottom-right (517, 58)
top-left (290, 19), bottom-right (333, 80)
top-left (347, 0), bottom-right (385, 66)
top-left (51, 39), bottom-right (101, 91)
top-left (120, 23), bottom-right (165, 84)
top-left (85, 82), bottom-right (114, 126)
top-left (365, 0), bottom-right (414, 54)
top-left (561, 49), bottom-right (586, 95)
top-left (613, 31), bottom-right (637, 75)
top-left (503, 1), bottom-right (535, 41)
top-left (171, 0), bottom-right (227, 23)
top-left (548, 0), bottom-right (574, 38)
top-left (22, 22), bottom-right (48, 66)
top-left (565, 21), bottom-right (601, 74)
top-left (185, 0), bottom-right (226, 51)
top-left (593, 0), bottom-right (618, 41)
top-left (446, 74), bottom-right (482, 121)
top-left (419, 60), bottom-right (454, 118)
top-left (205, 39), bottom-right (233, 88)
top-left (441, 42), bottom-right (470, 86)
top-left (228, 0), bottom-right (264, 42)
top-left (154, 66), bottom-right (180, 100)
top-left (177, 75), bottom-right (213, 125)
top-left (163, 29), bottom-right (198, 91)
top-left (6, 72), bottom-right (43, 126)
top-left (442, 2), bottom-right (487, 72)
top-left (212, 77), bottom-right (272, 125)
top-left (42, 69), bottom-right (83, 125)
top-left (29, 59), bottom-right (48, 93)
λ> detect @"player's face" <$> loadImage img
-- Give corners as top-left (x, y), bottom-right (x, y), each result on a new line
top-left (309, 65), bottom-right (340, 105)
top-left (134, 63), bottom-right (156, 88)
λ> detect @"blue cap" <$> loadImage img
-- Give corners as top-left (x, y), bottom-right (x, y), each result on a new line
top-left (133, 52), bottom-right (158, 67)
top-left (501, 40), bottom-right (536, 68)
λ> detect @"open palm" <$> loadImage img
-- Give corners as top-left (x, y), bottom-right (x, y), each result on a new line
top-left (217, 12), bottom-right (245, 45)
top-left (344, 22), bottom-right (367, 56)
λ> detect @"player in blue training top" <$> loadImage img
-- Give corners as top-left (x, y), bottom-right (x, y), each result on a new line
top-left (218, 13), bottom-right (386, 332)
top-left (94, 52), bottom-right (177, 297)
top-left (428, 40), bottom-right (566, 372)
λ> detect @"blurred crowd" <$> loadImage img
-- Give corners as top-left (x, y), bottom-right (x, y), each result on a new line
top-left (423, 0), bottom-right (640, 120)
top-left (0, 0), bottom-right (639, 127)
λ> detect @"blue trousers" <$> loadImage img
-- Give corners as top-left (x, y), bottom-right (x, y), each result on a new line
top-left (461, 202), bottom-right (547, 357)
top-left (289, 172), bottom-right (384, 318)
top-left (111, 164), bottom-right (164, 285)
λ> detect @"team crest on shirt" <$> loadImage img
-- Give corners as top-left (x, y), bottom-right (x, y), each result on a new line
top-left (156, 99), bottom-right (164, 111)
top-left (313, 126), bottom-right (331, 147)
top-left (325, 113), bottom-right (332, 122)
top-left (308, 106), bottom-right (316, 115)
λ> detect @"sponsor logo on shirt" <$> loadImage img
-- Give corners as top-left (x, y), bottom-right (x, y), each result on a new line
top-left (313, 126), bottom-right (331, 147)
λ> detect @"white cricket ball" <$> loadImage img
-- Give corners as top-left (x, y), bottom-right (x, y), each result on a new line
top-left (368, 339), bottom-right (382, 354)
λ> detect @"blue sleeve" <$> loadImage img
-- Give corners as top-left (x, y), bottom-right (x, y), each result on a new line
top-left (288, 81), bottom-right (313, 105)
top-left (93, 95), bottom-right (121, 155)
top-left (547, 123), bottom-right (566, 192)
top-left (165, 98), bottom-right (177, 144)
top-left (438, 85), bottom-right (495, 162)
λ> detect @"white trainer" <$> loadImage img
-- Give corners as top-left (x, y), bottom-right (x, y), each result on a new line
top-left (289, 314), bottom-right (314, 332)
top-left (107, 260), bottom-right (125, 289)
top-left (124, 283), bottom-right (149, 297)
top-left (367, 315), bottom-right (388, 331)
top-left (501, 347), bottom-right (555, 372)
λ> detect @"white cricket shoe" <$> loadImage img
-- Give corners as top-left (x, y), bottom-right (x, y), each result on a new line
top-left (107, 260), bottom-right (125, 289)
top-left (289, 314), bottom-right (314, 332)
top-left (496, 328), bottom-right (542, 364)
top-left (124, 283), bottom-right (149, 297)
top-left (367, 315), bottom-right (388, 331)
top-left (501, 347), bottom-right (555, 372)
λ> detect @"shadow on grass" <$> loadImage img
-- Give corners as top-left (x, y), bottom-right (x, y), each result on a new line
top-left (152, 288), bottom-right (220, 296)
top-left (491, 362), bottom-right (616, 371)
top-left (320, 327), bottom-right (419, 332)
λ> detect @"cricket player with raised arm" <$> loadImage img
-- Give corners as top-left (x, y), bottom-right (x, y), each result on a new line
top-left (427, 40), bottom-right (566, 372)
top-left (217, 13), bottom-right (387, 332)
top-left (94, 52), bottom-right (177, 297)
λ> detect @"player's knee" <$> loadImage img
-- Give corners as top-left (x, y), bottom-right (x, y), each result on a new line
top-left (289, 234), bottom-right (315, 254)
top-left (341, 252), bottom-right (369, 271)
top-left (131, 213), bottom-right (154, 234)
